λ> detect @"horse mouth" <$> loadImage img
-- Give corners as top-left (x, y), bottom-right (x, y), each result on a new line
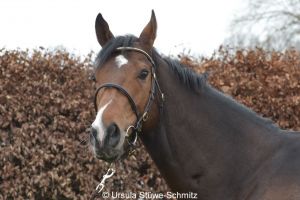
top-left (94, 149), bottom-right (120, 162)
top-left (96, 153), bottom-right (118, 162)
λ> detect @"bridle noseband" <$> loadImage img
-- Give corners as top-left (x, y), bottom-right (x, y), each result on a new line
top-left (93, 47), bottom-right (164, 147)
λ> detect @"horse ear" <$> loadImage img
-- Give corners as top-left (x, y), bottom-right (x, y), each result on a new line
top-left (139, 10), bottom-right (157, 50)
top-left (95, 13), bottom-right (114, 47)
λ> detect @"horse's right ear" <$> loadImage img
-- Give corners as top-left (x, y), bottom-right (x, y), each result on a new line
top-left (139, 10), bottom-right (157, 51)
top-left (95, 13), bottom-right (114, 47)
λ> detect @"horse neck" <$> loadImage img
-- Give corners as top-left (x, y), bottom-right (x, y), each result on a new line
top-left (140, 58), bottom-right (285, 196)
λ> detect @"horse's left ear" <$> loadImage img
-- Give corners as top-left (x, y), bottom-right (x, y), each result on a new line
top-left (139, 10), bottom-right (157, 50)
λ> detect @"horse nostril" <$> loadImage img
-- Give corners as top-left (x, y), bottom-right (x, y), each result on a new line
top-left (91, 127), bottom-right (98, 139)
top-left (106, 123), bottom-right (120, 147)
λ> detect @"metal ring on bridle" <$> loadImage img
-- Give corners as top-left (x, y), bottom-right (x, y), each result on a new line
top-left (125, 125), bottom-right (138, 145)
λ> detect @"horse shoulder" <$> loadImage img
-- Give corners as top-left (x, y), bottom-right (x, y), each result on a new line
top-left (242, 132), bottom-right (300, 200)
top-left (260, 134), bottom-right (300, 200)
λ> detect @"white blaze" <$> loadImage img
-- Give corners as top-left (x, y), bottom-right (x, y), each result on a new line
top-left (91, 100), bottom-right (112, 143)
top-left (115, 55), bottom-right (128, 68)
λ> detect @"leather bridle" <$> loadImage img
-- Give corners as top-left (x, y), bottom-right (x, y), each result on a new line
top-left (93, 47), bottom-right (164, 146)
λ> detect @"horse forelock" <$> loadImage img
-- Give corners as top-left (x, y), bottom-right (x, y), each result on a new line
top-left (94, 35), bottom-right (138, 69)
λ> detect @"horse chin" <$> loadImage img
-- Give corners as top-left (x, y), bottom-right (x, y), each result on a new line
top-left (94, 148), bottom-right (123, 163)
top-left (96, 154), bottom-right (119, 163)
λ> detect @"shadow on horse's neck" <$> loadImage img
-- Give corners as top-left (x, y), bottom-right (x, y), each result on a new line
top-left (139, 56), bottom-right (285, 198)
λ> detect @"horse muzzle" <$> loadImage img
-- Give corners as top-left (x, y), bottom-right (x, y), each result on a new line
top-left (90, 123), bottom-right (123, 162)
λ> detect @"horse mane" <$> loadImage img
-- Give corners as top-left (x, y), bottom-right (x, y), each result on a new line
top-left (95, 35), bottom-right (207, 92)
top-left (161, 56), bottom-right (208, 92)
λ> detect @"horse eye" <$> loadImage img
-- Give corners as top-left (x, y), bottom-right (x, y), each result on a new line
top-left (138, 69), bottom-right (149, 80)
top-left (89, 74), bottom-right (96, 82)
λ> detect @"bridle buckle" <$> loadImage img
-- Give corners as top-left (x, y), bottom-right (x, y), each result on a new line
top-left (142, 112), bottom-right (149, 122)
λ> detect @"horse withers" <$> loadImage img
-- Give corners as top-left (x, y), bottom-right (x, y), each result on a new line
top-left (89, 10), bottom-right (300, 200)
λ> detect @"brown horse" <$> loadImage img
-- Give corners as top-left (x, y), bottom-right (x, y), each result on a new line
top-left (90, 10), bottom-right (300, 199)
